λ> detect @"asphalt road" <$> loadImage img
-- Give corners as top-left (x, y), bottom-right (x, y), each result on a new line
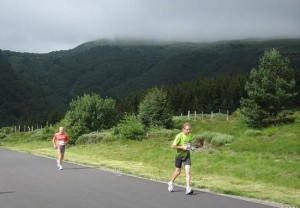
top-left (0, 149), bottom-right (280, 208)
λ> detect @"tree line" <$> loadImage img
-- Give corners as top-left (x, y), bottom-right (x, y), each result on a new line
top-left (1, 39), bottom-right (299, 128)
top-left (63, 49), bottom-right (298, 144)
top-left (115, 73), bottom-right (248, 116)
top-left (6, 49), bottom-right (298, 144)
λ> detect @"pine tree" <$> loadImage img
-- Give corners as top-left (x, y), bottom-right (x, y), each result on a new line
top-left (240, 49), bottom-right (297, 127)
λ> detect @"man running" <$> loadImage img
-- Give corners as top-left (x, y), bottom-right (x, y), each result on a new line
top-left (168, 122), bottom-right (193, 195)
top-left (53, 127), bottom-right (69, 170)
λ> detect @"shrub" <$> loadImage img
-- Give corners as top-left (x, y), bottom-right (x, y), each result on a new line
top-left (138, 88), bottom-right (173, 128)
top-left (191, 132), bottom-right (234, 147)
top-left (76, 132), bottom-right (115, 145)
top-left (211, 133), bottom-right (234, 146)
top-left (0, 133), bottom-right (6, 140)
top-left (146, 127), bottom-right (178, 139)
top-left (113, 114), bottom-right (145, 140)
top-left (190, 134), bottom-right (205, 147)
top-left (0, 127), bottom-right (14, 134)
top-left (64, 93), bottom-right (117, 144)
top-left (29, 127), bottom-right (55, 141)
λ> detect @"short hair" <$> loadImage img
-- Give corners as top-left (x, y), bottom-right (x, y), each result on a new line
top-left (182, 123), bottom-right (191, 129)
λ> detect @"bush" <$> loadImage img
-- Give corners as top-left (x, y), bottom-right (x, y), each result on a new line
top-left (0, 133), bottom-right (6, 140)
top-left (76, 131), bottom-right (115, 145)
top-left (138, 88), bottom-right (173, 128)
top-left (146, 127), bottom-right (179, 139)
top-left (191, 132), bottom-right (234, 147)
top-left (64, 93), bottom-right (117, 144)
top-left (0, 127), bottom-right (14, 134)
top-left (190, 134), bottom-right (205, 147)
top-left (29, 127), bottom-right (55, 141)
top-left (113, 114), bottom-right (146, 140)
top-left (211, 133), bottom-right (234, 146)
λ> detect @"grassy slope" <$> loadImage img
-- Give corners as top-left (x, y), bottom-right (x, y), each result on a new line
top-left (1, 112), bottom-right (299, 207)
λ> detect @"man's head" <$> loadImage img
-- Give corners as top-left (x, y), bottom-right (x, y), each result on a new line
top-left (59, 127), bottom-right (64, 133)
top-left (182, 123), bottom-right (192, 135)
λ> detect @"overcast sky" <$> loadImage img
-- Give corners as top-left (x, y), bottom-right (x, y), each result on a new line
top-left (0, 0), bottom-right (299, 53)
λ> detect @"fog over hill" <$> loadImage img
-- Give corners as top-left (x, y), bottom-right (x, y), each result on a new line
top-left (1, 0), bottom-right (299, 53)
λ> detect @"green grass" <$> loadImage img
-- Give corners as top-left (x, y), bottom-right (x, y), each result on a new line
top-left (1, 112), bottom-right (300, 207)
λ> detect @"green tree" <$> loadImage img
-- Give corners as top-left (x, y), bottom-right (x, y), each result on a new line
top-left (64, 93), bottom-right (116, 144)
top-left (138, 87), bottom-right (173, 128)
top-left (113, 114), bottom-right (145, 140)
top-left (240, 49), bottom-right (297, 127)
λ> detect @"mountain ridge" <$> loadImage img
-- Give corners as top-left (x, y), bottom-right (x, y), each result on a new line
top-left (0, 38), bottom-right (299, 127)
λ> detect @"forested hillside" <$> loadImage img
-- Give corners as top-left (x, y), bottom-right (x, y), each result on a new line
top-left (0, 38), bottom-right (299, 127)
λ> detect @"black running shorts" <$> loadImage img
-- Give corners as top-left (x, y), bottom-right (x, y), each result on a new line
top-left (175, 155), bottom-right (191, 168)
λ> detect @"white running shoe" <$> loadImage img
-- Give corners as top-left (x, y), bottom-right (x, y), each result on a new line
top-left (186, 187), bottom-right (193, 195)
top-left (168, 181), bottom-right (174, 192)
top-left (59, 165), bottom-right (63, 170)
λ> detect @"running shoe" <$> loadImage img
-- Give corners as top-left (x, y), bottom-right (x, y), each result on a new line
top-left (59, 165), bottom-right (63, 170)
top-left (168, 181), bottom-right (174, 192)
top-left (186, 187), bottom-right (193, 195)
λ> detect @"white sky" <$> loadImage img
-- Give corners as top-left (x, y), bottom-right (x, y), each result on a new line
top-left (0, 0), bottom-right (299, 53)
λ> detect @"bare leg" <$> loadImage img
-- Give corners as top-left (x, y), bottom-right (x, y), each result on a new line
top-left (185, 165), bottom-right (191, 188)
top-left (60, 152), bottom-right (64, 165)
top-left (57, 151), bottom-right (64, 167)
top-left (171, 168), bottom-right (181, 182)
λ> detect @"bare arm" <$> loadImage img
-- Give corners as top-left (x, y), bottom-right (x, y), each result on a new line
top-left (52, 135), bottom-right (57, 148)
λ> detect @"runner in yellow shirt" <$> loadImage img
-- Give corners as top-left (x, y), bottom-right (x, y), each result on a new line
top-left (168, 122), bottom-right (193, 195)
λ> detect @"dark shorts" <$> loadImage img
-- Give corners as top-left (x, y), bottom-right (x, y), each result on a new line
top-left (58, 145), bottom-right (66, 153)
top-left (175, 155), bottom-right (191, 168)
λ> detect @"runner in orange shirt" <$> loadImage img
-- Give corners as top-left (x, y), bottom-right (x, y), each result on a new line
top-left (53, 127), bottom-right (69, 170)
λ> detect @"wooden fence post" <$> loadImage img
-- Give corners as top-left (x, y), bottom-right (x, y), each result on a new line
top-left (227, 110), bottom-right (229, 121)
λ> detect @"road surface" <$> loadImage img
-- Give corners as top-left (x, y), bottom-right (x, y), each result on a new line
top-left (0, 149), bottom-right (280, 208)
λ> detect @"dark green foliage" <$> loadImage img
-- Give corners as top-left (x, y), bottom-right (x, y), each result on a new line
top-left (64, 93), bottom-right (116, 144)
top-left (138, 88), bottom-right (173, 128)
top-left (1, 39), bottom-right (300, 127)
top-left (0, 127), bottom-right (14, 134)
top-left (0, 132), bottom-right (6, 140)
top-left (240, 49), bottom-right (297, 128)
top-left (29, 127), bottom-right (54, 141)
top-left (113, 114), bottom-right (146, 140)
top-left (0, 63), bottom-right (65, 127)
top-left (166, 74), bottom-right (248, 115)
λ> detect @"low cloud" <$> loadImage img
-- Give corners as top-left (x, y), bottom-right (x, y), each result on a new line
top-left (0, 0), bottom-right (299, 53)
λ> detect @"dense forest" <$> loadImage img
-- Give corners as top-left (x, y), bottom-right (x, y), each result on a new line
top-left (0, 38), bottom-right (299, 127)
